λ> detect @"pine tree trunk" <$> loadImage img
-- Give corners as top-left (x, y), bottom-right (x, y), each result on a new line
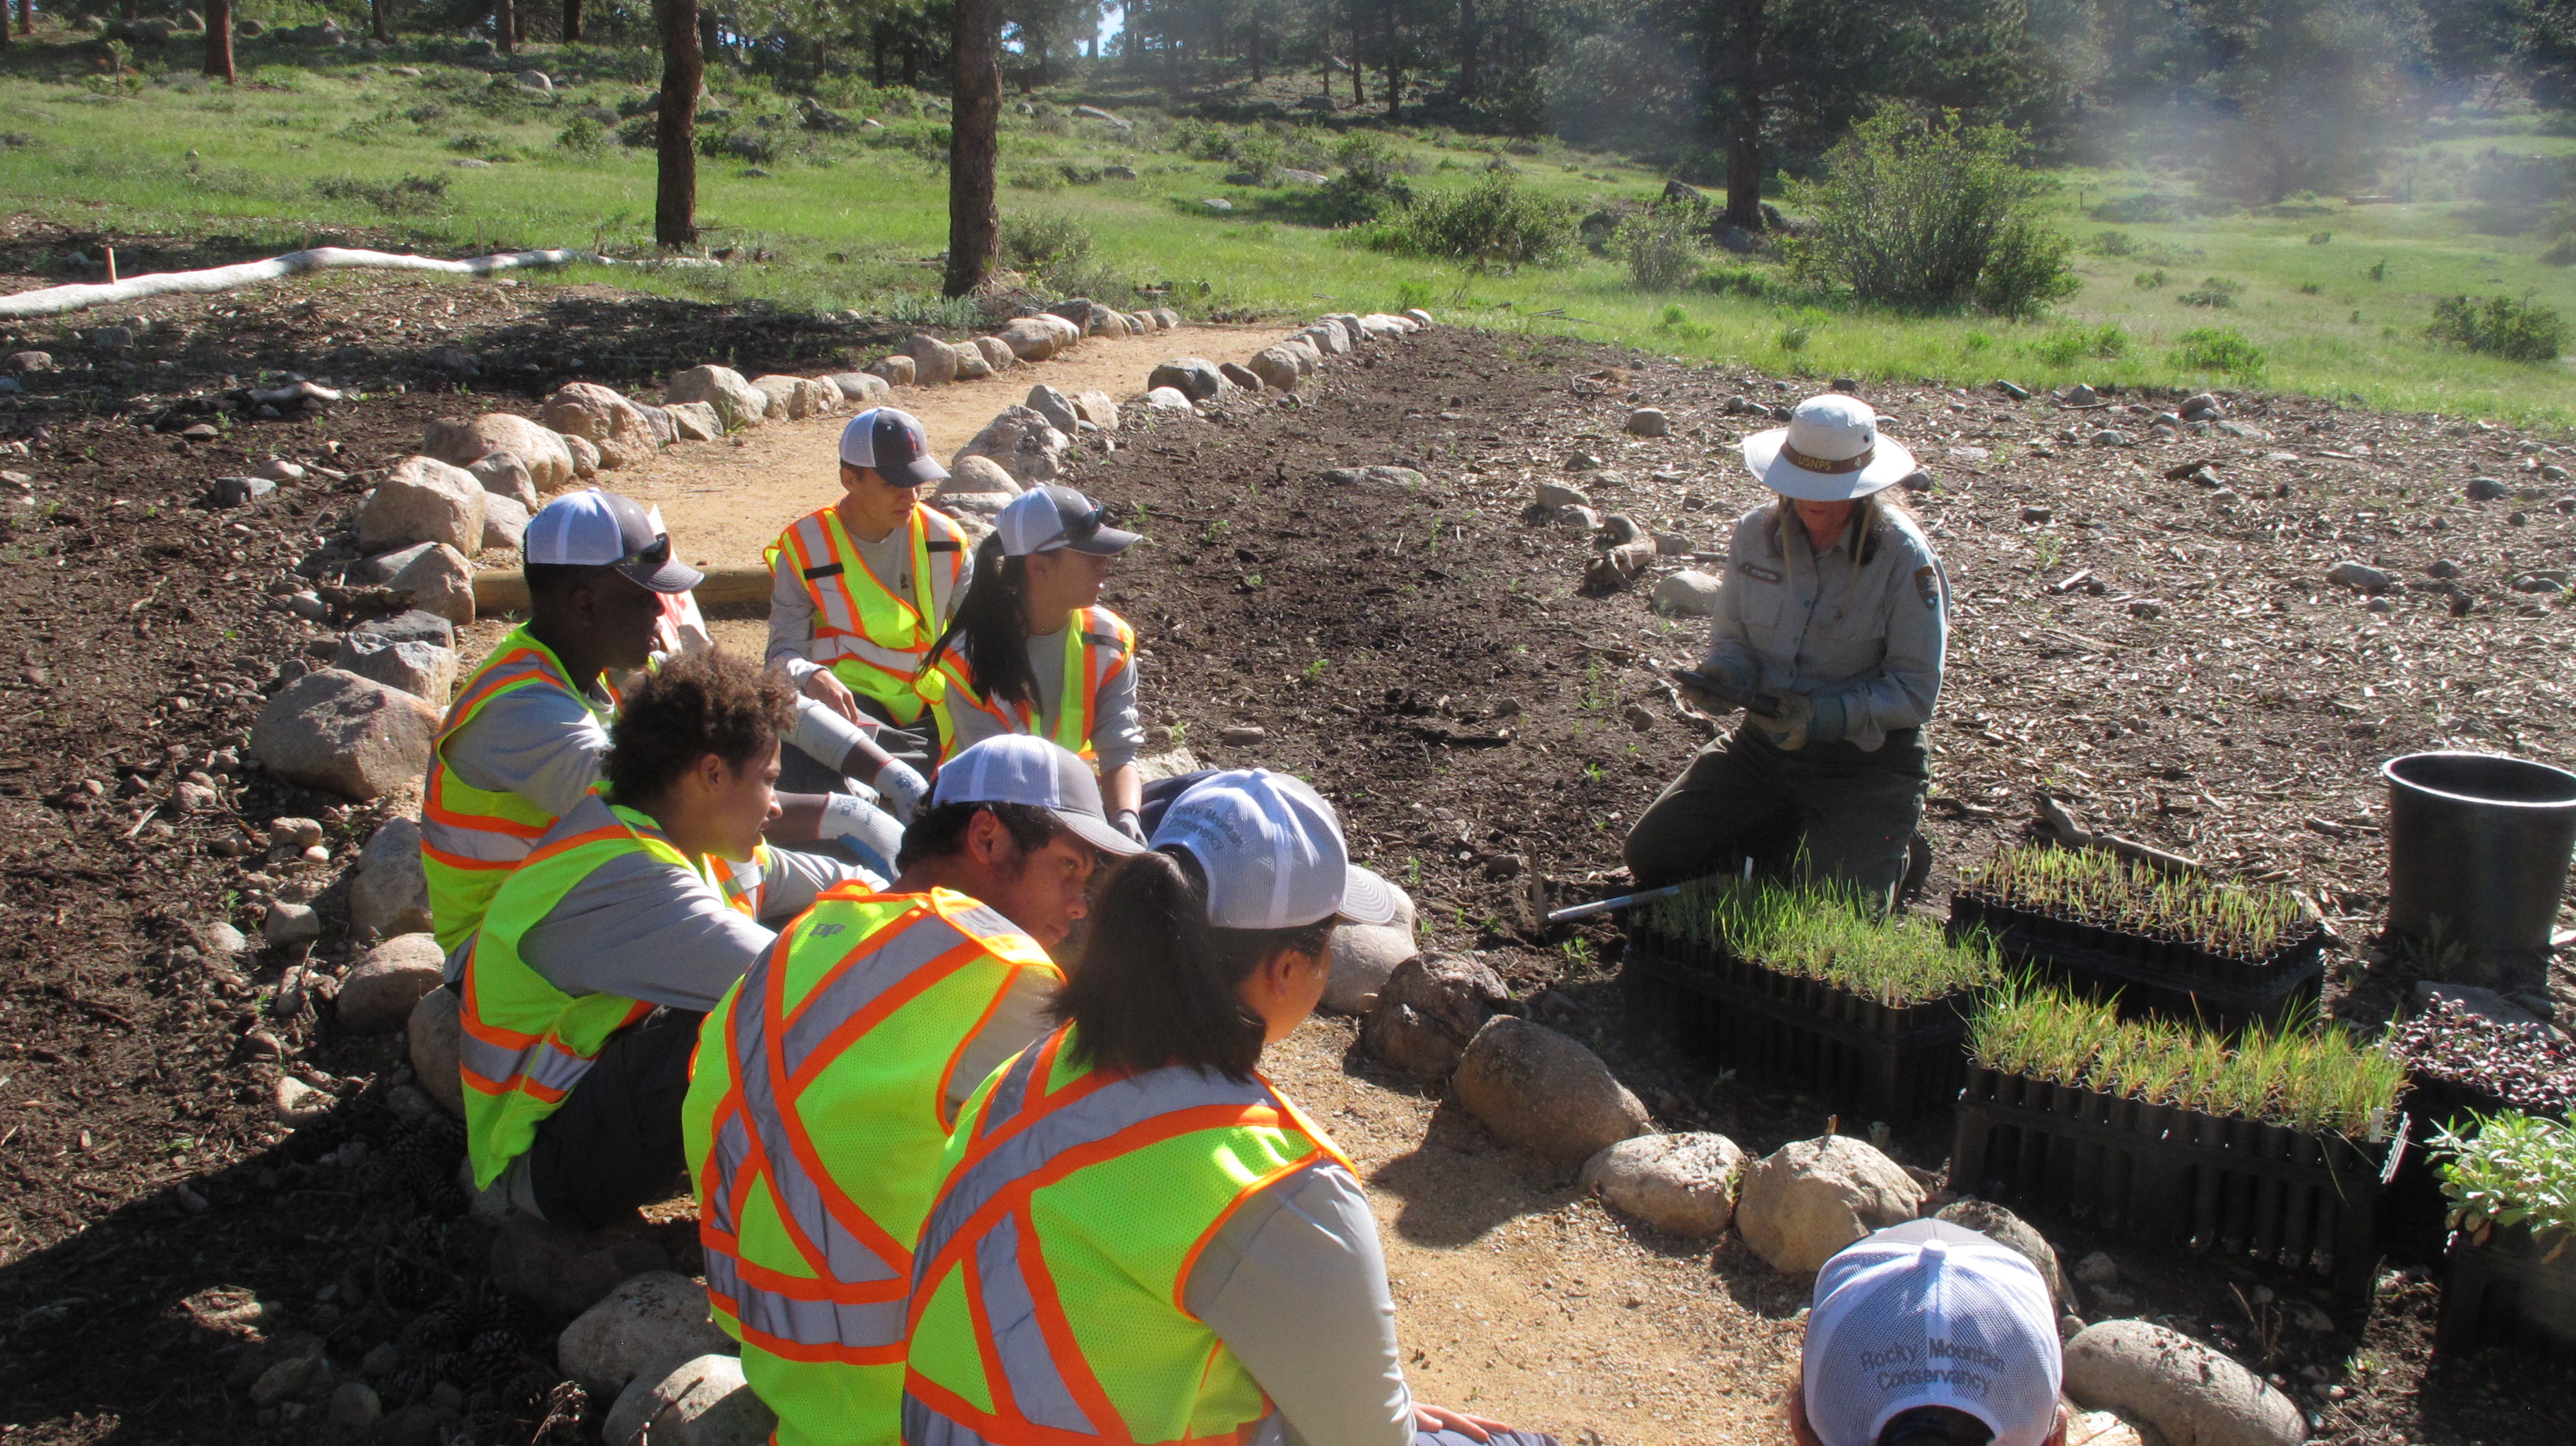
top-left (202, 0), bottom-right (232, 80)
top-left (562, 0), bottom-right (580, 43)
top-left (1248, 16), bottom-right (1260, 83)
top-left (1722, 0), bottom-right (1765, 229)
top-left (943, 0), bottom-right (999, 298)
top-left (698, 8), bottom-right (718, 60)
top-left (655, 0), bottom-right (701, 246)
top-left (15, 0), bottom-right (28, 39)
top-left (494, 0), bottom-right (514, 53)
top-left (1456, 0), bottom-right (1477, 97)
top-left (369, 0), bottom-right (388, 43)
top-left (871, 23), bottom-right (886, 84)
top-left (1383, 4), bottom-right (1398, 121)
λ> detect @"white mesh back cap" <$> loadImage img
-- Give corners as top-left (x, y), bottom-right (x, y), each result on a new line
top-left (928, 735), bottom-right (1143, 856)
top-left (1803, 1219), bottom-right (2062, 1446)
top-left (1149, 769), bottom-right (1399, 929)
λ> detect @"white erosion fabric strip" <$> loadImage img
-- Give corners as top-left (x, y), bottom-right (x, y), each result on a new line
top-left (0, 246), bottom-right (700, 321)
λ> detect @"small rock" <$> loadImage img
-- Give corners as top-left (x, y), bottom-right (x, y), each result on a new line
top-left (270, 816), bottom-right (324, 849)
top-left (830, 371), bottom-right (890, 406)
top-left (1625, 407), bottom-right (1670, 438)
top-left (382, 542), bottom-right (475, 625)
top-left (1996, 380), bottom-right (2030, 400)
top-left (339, 934), bottom-right (447, 1034)
top-left (1582, 1133), bottom-right (1745, 1236)
top-left (1023, 384), bottom-right (1080, 434)
top-left (1218, 725), bottom-right (1265, 745)
top-left (263, 901), bottom-right (321, 948)
top-left (1143, 386), bottom-right (1194, 410)
top-left (2128, 600), bottom-right (2164, 619)
top-left (1360, 953), bottom-right (1510, 1082)
top-left (2065, 383), bottom-right (2099, 405)
top-left (1535, 480), bottom-right (1592, 511)
top-left (209, 475), bottom-right (278, 508)
top-left (249, 1352), bottom-right (322, 1406)
top-left (489, 1215), bottom-right (672, 1317)
top-left (1325, 922), bottom-right (1419, 1015)
top-left (2022, 506), bottom-right (2053, 524)
top-left (1218, 361), bottom-right (1263, 393)
top-left (558, 1272), bottom-right (737, 1394)
top-left (1652, 532), bottom-right (1692, 556)
top-left (2064, 1319), bottom-right (2307, 1446)
top-left (1071, 390), bottom-right (1121, 432)
top-left (198, 920), bottom-right (249, 957)
top-left (1452, 1017), bottom-right (1652, 1162)
top-left (408, 986), bottom-right (464, 1118)
top-left (483, 493), bottom-right (532, 551)
top-left (2073, 1250), bottom-right (2119, 1286)
top-left (1621, 703), bottom-right (1657, 731)
top-left (2467, 477), bottom-right (2509, 501)
top-left (2326, 560), bottom-right (2391, 592)
top-left (273, 1074), bottom-right (330, 1125)
top-left (328, 1381), bottom-right (381, 1429)
top-left (1651, 570), bottom-right (1722, 618)
top-left (666, 365), bottom-right (769, 430)
top-left (602, 1354), bottom-right (776, 1446)
top-left (333, 634), bottom-right (458, 703)
top-left (2427, 558), bottom-right (2462, 580)
top-left (1733, 1135), bottom-right (1926, 1273)
top-left (6, 349), bottom-right (52, 372)
top-left (420, 414), bottom-right (576, 491)
top-left (1936, 1198), bottom-right (2070, 1307)
top-left (359, 455), bottom-right (487, 556)
top-left (2091, 429), bottom-right (2131, 448)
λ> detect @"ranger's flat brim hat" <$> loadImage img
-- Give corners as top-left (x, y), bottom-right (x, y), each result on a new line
top-left (1743, 393), bottom-right (1917, 502)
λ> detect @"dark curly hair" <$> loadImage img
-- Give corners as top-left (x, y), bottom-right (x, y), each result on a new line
top-left (604, 650), bottom-right (797, 804)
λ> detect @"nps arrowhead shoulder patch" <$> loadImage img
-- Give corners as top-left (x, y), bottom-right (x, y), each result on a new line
top-left (1916, 564), bottom-right (1942, 611)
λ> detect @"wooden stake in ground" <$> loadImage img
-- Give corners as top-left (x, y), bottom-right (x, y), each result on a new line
top-left (654, 0), bottom-right (701, 247)
top-left (943, 0), bottom-right (1000, 299)
top-left (201, 0), bottom-right (234, 83)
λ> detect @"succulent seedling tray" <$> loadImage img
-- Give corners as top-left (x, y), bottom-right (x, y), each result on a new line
top-left (1952, 1064), bottom-right (2409, 1300)
top-left (1624, 926), bottom-right (1972, 1125)
top-left (2436, 1225), bottom-right (2576, 1358)
top-left (1948, 890), bottom-right (2327, 1029)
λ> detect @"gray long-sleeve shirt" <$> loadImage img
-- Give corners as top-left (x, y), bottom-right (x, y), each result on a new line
top-left (1182, 1157), bottom-right (1415, 1446)
top-left (508, 795), bottom-right (873, 1012)
top-left (766, 511), bottom-right (974, 688)
top-left (936, 617), bottom-right (1147, 772)
top-left (1703, 502), bottom-right (1948, 751)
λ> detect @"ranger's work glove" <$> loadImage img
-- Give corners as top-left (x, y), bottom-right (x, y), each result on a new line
top-left (1676, 655), bottom-right (1758, 715)
top-left (1111, 808), bottom-right (1148, 847)
top-left (869, 758), bottom-right (931, 824)
top-left (1753, 689), bottom-right (1847, 752)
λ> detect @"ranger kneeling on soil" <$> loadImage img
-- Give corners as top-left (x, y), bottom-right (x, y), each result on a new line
top-left (1626, 393), bottom-right (1946, 910)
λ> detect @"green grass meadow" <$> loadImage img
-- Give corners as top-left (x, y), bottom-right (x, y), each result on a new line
top-left (4, 30), bottom-right (2575, 424)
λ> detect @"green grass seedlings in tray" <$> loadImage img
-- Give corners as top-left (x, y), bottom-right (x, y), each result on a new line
top-left (1950, 844), bottom-right (2327, 1027)
top-left (1627, 878), bottom-right (2000, 1123)
top-left (1955, 980), bottom-right (2409, 1298)
top-left (2432, 1111), bottom-right (2576, 1356)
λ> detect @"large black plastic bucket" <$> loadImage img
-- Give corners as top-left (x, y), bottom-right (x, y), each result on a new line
top-left (2384, 752), bottom-right (2576, 983)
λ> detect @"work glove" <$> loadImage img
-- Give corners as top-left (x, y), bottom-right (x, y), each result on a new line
top-left (870, 758), bottom-right (931, 824)
top-left (1675, 655), bottom-right (1758, 715)
top-left (817, 792), bottom-right (904, 881)
top-left (1111, 808), bottom-right (1148, 847)
top-left (1751, 689), bottom-right (1847, 752)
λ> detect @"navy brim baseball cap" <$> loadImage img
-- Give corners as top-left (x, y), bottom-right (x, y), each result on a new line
top-left (841, 407), bottom-right (949, 489)
top-left (525, 489), bottom-right (705, 594)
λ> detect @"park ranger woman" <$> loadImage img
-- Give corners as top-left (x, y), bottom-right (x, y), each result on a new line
top-left (1623, 392), bottom-right (1946, 909)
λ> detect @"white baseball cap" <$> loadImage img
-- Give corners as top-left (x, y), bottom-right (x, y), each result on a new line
top-left (929, 734), bottom-right (1144, 856)
top-left (1150, 769), bottom-right (1399, 930)
top-left (523, 489), bottom-right (704, 594)
top-left (1802, 1219), bottom-right (2063, 1446)
top-left (839, 406), bottom-right (948, 487)
top-left (1743, 393), bottom-right (1918, 502)
top-left (997, 484), bottom-right (1141, 558)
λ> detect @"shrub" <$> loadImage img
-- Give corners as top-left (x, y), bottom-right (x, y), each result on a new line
top-left (2091, 229), bottom-right (2136, 256)
top-left (998, 211), bottom-right (1095, 285)
top-left (1308, 138), bottom-right (1414, 226)
top-left (556, 115), bottom-right (606, 157)
top-left (2428, 293), bottom-right (2566, 362)
top-left (1614, 205), bottom-right (1705, 290)
top-left (2135, 269), bottom-right (2169, 289)
top-left (2543, 234), bottom-right (2576, 267)
top-left (2178, 275), bottom-right (2242, 307)
top-left (2309, 231), bottom-right (2332, 244)
top-left (311, 174), bottom-right (449, 214)
top-left (1361, 176), bottom-right (1578, 268)
top-left (2031, 324), bottom-right (2129, 365)
top-left (2434, 1111), bottom-right (2576, 1254)
top-left (1782, 108), bottom-right (2077, 318)
top-left (2172, 326), bottom-right (2266, 376)
top-left (1777, 313), bottom-right (1816, 351)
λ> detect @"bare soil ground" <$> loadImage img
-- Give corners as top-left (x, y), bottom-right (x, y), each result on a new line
top-left (0, 271), bottom-right (2571, 1446)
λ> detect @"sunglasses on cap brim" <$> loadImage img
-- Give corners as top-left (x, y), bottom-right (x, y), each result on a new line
top-left (624, 533), bottom-right (673, 568)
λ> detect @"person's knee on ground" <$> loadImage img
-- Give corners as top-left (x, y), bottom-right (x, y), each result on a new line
top-left (1790, 1219), bottom-right (2068, 1446)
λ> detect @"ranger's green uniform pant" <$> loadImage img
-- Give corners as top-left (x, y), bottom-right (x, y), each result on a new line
top-left (1622, 724), bottom-right (1928, 907)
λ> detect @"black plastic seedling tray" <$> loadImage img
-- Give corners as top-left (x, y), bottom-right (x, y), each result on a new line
top-left (1623, 927), bottom-right (1972, 1125)
top-left (1948, 892), bottom-right (2327, 1029)
top-left (2437, 1226), bottom-right (2576, 1358)
top-left (1952, 1065), bottom-right (2407, 1300)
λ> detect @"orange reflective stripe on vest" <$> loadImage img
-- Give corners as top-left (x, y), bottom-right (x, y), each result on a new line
top-left (771, 506), bottom-right (967, 692)
top-left (929, 607), bottom-right (1133, 766)
top-left (455, 822), bottom-right (655, 1103)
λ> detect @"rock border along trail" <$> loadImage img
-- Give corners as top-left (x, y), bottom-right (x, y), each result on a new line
top-left (4, 283), bottom-right (2576, 1445)
top-left (612, 324), bottom-right (1300, 569)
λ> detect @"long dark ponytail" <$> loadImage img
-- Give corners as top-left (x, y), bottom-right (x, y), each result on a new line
top-left (1052, 849), bottom-right (1338, 1082)
top-left (919, 532), bottom-right (1038, 710)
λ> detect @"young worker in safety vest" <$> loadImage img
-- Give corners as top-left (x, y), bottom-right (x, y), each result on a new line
top-left (682, 734), bottom-right (1145, 1446)
top-left (424, 490), bottom-right (924, 952)
top-left (902, 770), bottom-right (1558, 1446)
top-left (458, 650), bottom-right (880, 1228)
top-left (918, 485), bottom-right (1152, 842)
top-left (765, 407), bottom-right (972, 790)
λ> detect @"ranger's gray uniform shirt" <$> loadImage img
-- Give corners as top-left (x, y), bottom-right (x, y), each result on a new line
top-left (1703, 503), bottom-right (1947, 750)
top-left (765, 517), bottom-right (974, 689)
top-left (508, 794), bottom-right (875, 1012)
top-left (936, 620), bottom-right (1147, 772)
